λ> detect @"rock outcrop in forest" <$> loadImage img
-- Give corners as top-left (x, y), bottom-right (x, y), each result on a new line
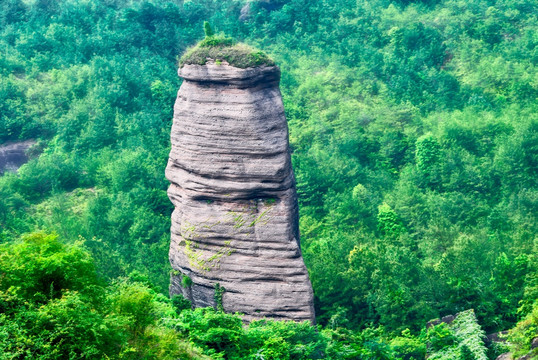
top-left (0, 140), bottom-right (36, 175)
top-left (165, 62), bottom-right (315, 323)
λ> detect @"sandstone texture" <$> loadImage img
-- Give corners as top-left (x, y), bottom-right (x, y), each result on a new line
top-left (0, 140), bottom-right (36, 175)
top-left (166, 63), bottom-right (315, 323)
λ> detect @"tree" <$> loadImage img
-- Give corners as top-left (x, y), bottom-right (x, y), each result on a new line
top-left (203, 21), bottom-right (214, 37)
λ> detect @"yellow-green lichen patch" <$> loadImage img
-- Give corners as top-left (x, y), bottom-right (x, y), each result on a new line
top-left (181, 219), bottom-right (234, 273)
top-left (249, 207), bottom-right (273, 227)
top-left (184, 238), bottom-right (234, 273)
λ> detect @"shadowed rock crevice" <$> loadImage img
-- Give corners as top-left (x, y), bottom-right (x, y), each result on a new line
top-left (166, 63), bottom-right (315, 323)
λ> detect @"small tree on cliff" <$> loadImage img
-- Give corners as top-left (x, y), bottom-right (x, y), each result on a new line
top-left (203, 21), bottom-right (214, 38)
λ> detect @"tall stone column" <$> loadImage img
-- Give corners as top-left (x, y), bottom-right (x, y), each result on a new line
top-left (166, 63), bottom-right (315, 323)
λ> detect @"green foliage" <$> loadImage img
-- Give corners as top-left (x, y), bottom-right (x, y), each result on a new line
top-left (0, 232), bottom-right (99, 302)
top-left (415, 134), bottom-right (441, 178)
top-left (174, 308), bottom-right (420, 360)
top-left (246, 320), bottom-right (327, 360)
top-left (508, 301), bottom-right (538, 359)
top-left (487, 341), bottom-right (510, 360)
top-left (214, 282), bottom-right (225, 312)
top-left (172, 294), bottom-right (191, 313)
top-left (110, 281), bottom-right (156, 335)
top-left (182, 274), bottom-right (193, 288)
top-left (175, 307), bottom-right (245, 358)
top-left (428, 310), bottom-right (488, 360)
top-left (0, 233), bottom-right (208, 359)
top-left (179, 19), bottom-right (273, 68)
top-left (199, 34), bottom-right (236, 48)
top-left (377, 203), bottom-right (406, 239)
top-left (0, 0), bottom-right (536, 350)
top-left (0, 289), bottom-right (123, 359)
top-left (427, 323), bottom-right (457, 353)
top-left (203, 21), bottom-right (214, 38)
top-left (389, 329), bottom-right (427, 360)
top-left (179, 39), bottom-right (275, 68)
top-left (323, 326), bottom-right (397, 359)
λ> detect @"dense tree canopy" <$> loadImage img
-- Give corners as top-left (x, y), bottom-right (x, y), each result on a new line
top-left (0, 0), bottom-right (536, 358)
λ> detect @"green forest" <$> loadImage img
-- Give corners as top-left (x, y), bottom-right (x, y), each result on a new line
top-left (0, 0), bottom-right (536, 358)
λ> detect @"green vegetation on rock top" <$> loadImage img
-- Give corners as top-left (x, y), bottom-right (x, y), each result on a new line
top-left (179, 24), bottom-right (274, 68)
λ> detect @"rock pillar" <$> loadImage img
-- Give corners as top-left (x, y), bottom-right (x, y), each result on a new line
top-left (165, 63), bottom-right (315, 323)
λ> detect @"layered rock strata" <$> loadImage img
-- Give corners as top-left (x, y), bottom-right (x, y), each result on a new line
top-left (166, 63), bottom-right (315, 323)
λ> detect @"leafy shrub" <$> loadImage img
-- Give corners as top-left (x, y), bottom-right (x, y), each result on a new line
top-left (182, 274), bottom-right (193, 287)
top-left (0, 232), bottom-right (100, 302)
top-left (390, 329), bottom-right (427, 360)
top-left (377, 203), bottom-right (406, 239)
top-left (486, 340), bottom-right (510, 360)
top-left (203, 21), bottom-right (214, 37)
top-left (508, 301), bottom-right (538, 359)
top-left (174, 307), bottom-right (244, 358)
top-left (246, 320), bottom-right (328, 359)
top-left (428, 310), bottom-right (488, 360)
top-left (427, 323), bottom-right (457, 353)
top-left (0, 233), bottom-right (208, 360)
top-left (172, 294), bottom-right (191, 314)
top-left (199, 34), bottom-right (235, 48)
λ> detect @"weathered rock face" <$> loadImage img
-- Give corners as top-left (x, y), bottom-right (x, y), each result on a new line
top-left (0, 140), bottom-right (36, 175)
top-left (240, 0), bottom-right (287, 22)
top-left (166, 63), bottom-right (315, 323)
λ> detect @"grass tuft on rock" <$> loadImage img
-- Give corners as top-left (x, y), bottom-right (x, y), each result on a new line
top-left (179, 34), bottom-right (275, 69)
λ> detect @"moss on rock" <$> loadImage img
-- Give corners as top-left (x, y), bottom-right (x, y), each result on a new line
top-left (179, 34), bottom-right (275, 69)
